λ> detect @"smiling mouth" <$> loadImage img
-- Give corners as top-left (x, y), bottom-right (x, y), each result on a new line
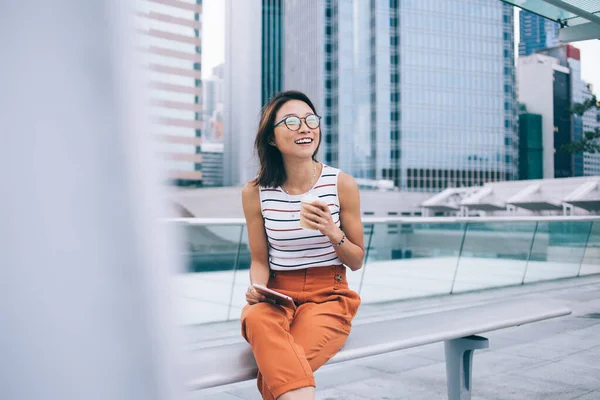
top-left (295, 138), bottom-right (313, 145)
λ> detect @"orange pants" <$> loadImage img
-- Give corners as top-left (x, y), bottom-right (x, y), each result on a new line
top-left (241, 265), bottom-right (361, 400)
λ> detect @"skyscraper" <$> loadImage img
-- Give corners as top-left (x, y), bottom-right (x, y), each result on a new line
top-left (518, 10), bottom-right (559, 56)
top-left (283, 0), bottom-right (324, 114)
top-left (223, 1), bottom-right (254, 187)
top-left (225, 0), bottom-right (518, 191)
top-left (263, 0), bottom-right (284, 105)
top-left (136, 0), bottom-right (203, 187)
top-left (396, 0), bottom-right (518, 191)
top-left (286, 0), bottom-right (517, 191)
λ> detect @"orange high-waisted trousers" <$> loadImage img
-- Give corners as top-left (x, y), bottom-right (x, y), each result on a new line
top-left (241, 265), bottom-right (361, 400)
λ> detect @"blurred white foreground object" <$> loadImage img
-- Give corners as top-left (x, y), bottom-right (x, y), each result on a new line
top-left (0, 1), bottom-right (184, 399)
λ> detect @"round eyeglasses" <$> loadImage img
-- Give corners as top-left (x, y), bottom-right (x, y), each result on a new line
top-left (274, 114), bottom-right (321, 131)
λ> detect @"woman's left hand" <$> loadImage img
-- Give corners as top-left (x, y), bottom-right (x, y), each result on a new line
top-left (300, 200), bottom-right (342, 241)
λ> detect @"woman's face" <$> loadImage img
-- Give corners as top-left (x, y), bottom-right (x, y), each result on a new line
top-left (272, 100), bottom-right (320, 160)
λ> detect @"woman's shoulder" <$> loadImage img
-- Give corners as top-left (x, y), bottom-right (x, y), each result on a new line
top-left (242, 179), bottom-right (260, 200)
top-left (241, 180), bottom-right (263, 216)
top-left (322, 165), bottom-right (355, 188)
top-left (337, 171), bottom-right (358, 192)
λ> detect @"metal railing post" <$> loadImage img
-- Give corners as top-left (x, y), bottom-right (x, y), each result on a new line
top-left (450, 223), bottom-right (469, 294)
top-left (521, 222), bottom-right (539, 284)
top-left (577, 221), bottom-right (595, 277)
top-left (357, 224), bottom-right (375, 295)
top-left (226, 225), bottom-right (246, 321)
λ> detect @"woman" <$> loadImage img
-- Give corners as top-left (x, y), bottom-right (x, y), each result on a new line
top-left (240, 90), bottom-right (365, 400)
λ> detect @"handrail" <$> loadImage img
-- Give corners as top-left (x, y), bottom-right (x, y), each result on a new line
top-left (166, 215), bottom-right (600, 226)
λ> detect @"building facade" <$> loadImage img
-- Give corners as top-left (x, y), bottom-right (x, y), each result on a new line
top-left (283, 0), bottom-right (324, 115)
top-left (517, 46), bottom-right (597, 180)
top-left (518, 10), bottom-right (559, 56)
top-left (199, 142), bottom-right (224, 186)
top-left (223, 0), bottom-right (285, 186)
top-left (136, 0), bottom-right (204, 187)
top-left (263, 0), bottom-right (284, 105)
top-left (517, 53), bottom-right (570, 179)
top-left (285, 0), bottom-right (517, 192)
top-left (397, 0), bottom-right (518, 191)
top-left (225, 0), bottom-right (518, 190)
top-left (518, 111), bottom-right (544, 180)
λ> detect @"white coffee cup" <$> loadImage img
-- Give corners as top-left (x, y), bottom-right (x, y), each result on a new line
top-left (299, 193), bottom-right (321, 230)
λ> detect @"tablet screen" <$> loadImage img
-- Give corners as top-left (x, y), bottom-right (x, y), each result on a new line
top-left (253, 284), bottom-right (297, 310)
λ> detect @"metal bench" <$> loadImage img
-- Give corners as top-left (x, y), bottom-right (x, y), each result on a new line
top-left (188, 299), bottom-right (571, 400)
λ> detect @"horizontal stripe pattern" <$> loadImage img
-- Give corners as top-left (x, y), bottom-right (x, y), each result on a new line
top-left (260, 164), bottom-right (343, 270)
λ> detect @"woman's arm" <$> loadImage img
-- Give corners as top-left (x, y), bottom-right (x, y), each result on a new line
top-left (330, 172), bottom-right (365, 270)
top-left (242, 182), bottom-right (270, 285)
top-left (241, 182), bottom-right (271, 303)
top-left (301, 172), bottom-right (365, 271)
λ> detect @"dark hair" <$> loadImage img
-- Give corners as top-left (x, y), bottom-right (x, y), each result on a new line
top-left (254, 90), bottom-right (321, 188)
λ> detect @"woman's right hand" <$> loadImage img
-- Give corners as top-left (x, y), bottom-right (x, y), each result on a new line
top-left (246, 285), bottom-right (270, 305)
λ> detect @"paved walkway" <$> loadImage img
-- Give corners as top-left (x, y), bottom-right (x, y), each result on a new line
top-left (188, 275), bottom-right (600, 399)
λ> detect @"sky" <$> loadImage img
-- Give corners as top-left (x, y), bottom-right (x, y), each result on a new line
top-left (201, 0), bottom-right (225, 79)
top-left (201, 2), bottom-right (599, 96)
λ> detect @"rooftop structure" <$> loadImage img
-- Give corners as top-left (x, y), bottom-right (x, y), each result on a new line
top-left (422, 176), bottom-right (600, 216)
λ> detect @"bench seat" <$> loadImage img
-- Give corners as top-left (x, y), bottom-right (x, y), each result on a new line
top-left (188, 298), bottom-right (571, 399)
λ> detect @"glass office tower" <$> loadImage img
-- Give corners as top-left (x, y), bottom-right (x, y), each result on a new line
top-left (518, 10), bottom-right (559, 56)
top-left (231, 0), bottom-right (518, 190)
top-left (315, 0), bottom-right (517, 190)
top-left (397, 0), bottom-right (518, 191)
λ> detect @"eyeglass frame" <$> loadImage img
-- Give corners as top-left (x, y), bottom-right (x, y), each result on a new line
top-left (274, 114), bottom-right (322, 131)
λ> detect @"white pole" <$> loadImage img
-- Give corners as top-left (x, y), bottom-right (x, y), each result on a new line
top-left (0, 1), bottom-right (185, 399)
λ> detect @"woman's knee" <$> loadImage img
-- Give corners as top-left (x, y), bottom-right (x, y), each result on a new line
top-left (241, 303), bottom-right (282, 339)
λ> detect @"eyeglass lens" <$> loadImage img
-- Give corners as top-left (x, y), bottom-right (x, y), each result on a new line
top-left (285, 115), bottom-right (320, 130)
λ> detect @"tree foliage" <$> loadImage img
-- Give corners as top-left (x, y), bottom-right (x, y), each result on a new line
top-left (561, 95), bottom-right (600, 154)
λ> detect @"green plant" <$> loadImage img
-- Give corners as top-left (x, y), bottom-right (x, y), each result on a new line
top-left (561, 95), bottom-right (600, 154)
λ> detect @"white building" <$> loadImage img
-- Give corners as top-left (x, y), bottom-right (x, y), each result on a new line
top-left (517, 53), bottom-right (570, 179)
top-left (223, 0), bottom-right (264, 186)
top-left (136, 0), bottom-right (204, 186)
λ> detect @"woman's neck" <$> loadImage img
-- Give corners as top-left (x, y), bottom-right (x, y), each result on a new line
top-left (282, 158), bottom-right (320, 194)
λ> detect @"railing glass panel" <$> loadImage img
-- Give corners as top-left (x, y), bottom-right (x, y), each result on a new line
top-left (452, 222), bottom-right (537, 293)
top-left (524, 221), bottom-right (592, 283)
top-left (359, 222), bottom-right (466, 302)
top-left (580, 221), bottom-right (600, 276)
top-left (179, 224), bottom-right (244, 325)
top-left (175, 217), bottom-right (600, 325)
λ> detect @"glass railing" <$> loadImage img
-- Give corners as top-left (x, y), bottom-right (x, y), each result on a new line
top-left (169, 216), bottom-right (600, 325)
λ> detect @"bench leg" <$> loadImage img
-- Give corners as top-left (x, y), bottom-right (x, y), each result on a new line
top-left (444, 335), bottom-right (489, 400)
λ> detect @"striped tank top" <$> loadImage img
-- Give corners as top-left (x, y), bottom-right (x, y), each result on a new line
top-left (259, 164), bottom-right (343, 271)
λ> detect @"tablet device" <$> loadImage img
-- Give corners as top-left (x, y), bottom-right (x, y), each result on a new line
top-left (252, 284), bottom-right (297, 310)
